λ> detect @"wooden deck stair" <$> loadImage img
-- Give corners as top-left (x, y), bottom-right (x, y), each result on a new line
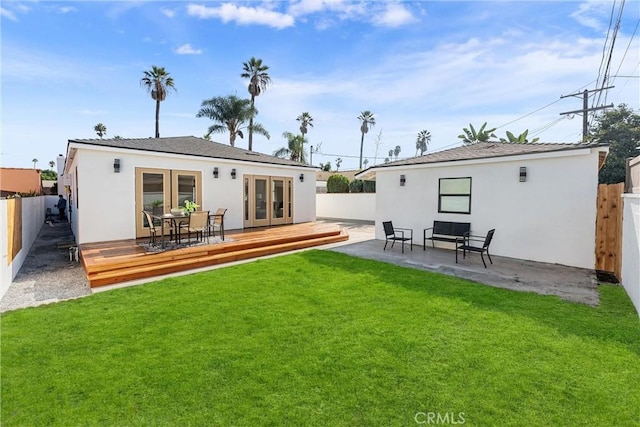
top-left (82, 223), bottom-right (348, 288)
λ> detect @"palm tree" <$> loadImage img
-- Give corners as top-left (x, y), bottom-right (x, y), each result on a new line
top-left (196, 95), bottom-right (270, 147)
top-left (458, 122), bottom-right (497, 145)
top-left (336, 158), bottom-right (342, 171)
top-left (297, 112), bottom-right (313, 138)
top-left (32, 158), bottom-right (38, 169)
top-left (49, 161), bottom-right (55, 168)
top-left (273, 132), bottom-right (307, 163)
top-left (415, 130), bottom-right (431, 155)
top-left (94, 123), bottom-right (107, 138)
top-left (241, 57), bottom-right (271, 151)
top-left (357, 110), bottom-right (376, 169)
top-left (140, 65), bottom-right (176, 138)
top-left (393, 145), bottom-right (401, 160)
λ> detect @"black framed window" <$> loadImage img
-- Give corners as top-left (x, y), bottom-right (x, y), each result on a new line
top-left (438, 177), bottom-right (471, 214)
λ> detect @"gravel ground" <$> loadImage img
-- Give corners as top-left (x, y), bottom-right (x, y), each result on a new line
top-left (0, 221), bottom-right (91, 313)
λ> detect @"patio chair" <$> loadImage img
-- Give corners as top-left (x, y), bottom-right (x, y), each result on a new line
top-left (209, 208), bottom-right (227, 240)
top-left (455, 229), bottom-right (495, 268)
top-left (382, 221), bottom-right (413, 254)
top-left (178, 210), bottom-right (210, 245)
top-left (142, 210), bottom-right (159, 246)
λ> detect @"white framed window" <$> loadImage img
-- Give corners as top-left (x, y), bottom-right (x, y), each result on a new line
top-left (438, 177), bottom-right (471, 214)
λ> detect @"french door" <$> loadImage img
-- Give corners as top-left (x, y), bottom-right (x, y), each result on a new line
top-left (135, 168), bottom-right (202, 238)
top-left (243, 175), bottom-right (293, 228)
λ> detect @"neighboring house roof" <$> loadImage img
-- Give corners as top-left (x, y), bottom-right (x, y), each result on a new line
top-left (67, 136), bottom-right (316, 169)
top-left (357, 142), bottom-right (608, 177)
top-left (0, 168), bottom-right (42, 196)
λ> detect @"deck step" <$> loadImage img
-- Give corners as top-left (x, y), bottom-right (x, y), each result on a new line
top-left (86, 228), bottom-right (348, 288)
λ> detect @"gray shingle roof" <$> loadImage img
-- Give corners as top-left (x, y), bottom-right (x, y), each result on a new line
top-left (68, 136), bottom-right (315, 169)
top-left (367, 142), bottom-right (607, 170)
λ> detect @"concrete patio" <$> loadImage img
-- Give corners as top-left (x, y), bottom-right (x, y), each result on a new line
top-left (324, 221), bottom-right (599, 306)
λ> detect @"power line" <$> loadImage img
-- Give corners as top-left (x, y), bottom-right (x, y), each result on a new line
top-left (594, 0), bottom-right (625, 113)
top-left (611, 18), bottom-right (639, 86)
top-left (593, 0), bottom-right (618, 99)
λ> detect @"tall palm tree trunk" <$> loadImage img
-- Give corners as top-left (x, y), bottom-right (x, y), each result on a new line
top-left (155, 100), bottom-right (161, 138)
top-left (248, 96), bottom-right (255, 151)
top-left (359, 132), bottom-right (365, 169)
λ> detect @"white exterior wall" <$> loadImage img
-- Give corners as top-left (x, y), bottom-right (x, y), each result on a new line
top-left (316, 193), bottom-right (375, 221)
top-left (374, 148), bottom-right (601, 269)
top-left (621, 194), bottom-right (640, 316)
top-left (66, 146), bottom-right (316, 244)
top-left (0, 196), bottom-right (47, 299)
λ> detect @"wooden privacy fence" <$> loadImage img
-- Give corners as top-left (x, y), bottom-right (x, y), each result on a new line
top-left (595, 183), bottom-right (624, 281)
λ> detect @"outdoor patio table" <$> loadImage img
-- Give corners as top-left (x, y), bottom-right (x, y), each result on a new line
top-left (152, 213), bottom-right (189, 248)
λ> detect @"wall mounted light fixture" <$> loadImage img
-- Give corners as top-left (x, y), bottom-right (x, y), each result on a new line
top-left (299, 173), bottom-right (304, 182)
top-left (519, 167), bottom-right (527, 182)
top-left (231, 168), bottom-right (237, 179)
top-left (113, 158), bottom-right (121, 173)
top-left (213, 167), bottom-right (219, 178)
top-left (400, 174), bottom-right (406, 186)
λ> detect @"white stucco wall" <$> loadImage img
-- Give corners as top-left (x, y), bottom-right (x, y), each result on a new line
top-left (0, 196), bottom-right (47, 299)
top-left (65, 145), bottom-right (316, 244)
top-left (373, 148), bottom-right (602, 269)
top-left (316, 193), bottom-right (375, 221)
top-left (621, 194), bottom-right (640, 316)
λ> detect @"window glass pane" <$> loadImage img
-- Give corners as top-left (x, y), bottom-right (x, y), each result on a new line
top-left (143, 172), bottom-right (164, 213)
top-left (244, 178), bottom-right (249, 221)
top-left (440, 196), bottom-right (470, 213)
top-left (177, 175), bottom-right (196, 206)
top-left (272, 179), bottom-right (284, 218)
top-left (440, 178), bottom-right (471, 195)
top-left (255, 179), bottom-right (267, 220)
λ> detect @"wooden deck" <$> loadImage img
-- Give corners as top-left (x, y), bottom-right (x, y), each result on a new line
top-left (80, 222), bottom-right (349, 288)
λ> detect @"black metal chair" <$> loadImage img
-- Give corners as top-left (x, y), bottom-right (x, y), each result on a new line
top-left (382, 221), bottom-right (413, 254)
top-left (455, 229), bottom-right (495, 268)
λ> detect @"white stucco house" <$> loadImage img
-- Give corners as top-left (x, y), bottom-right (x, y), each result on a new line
top-left (62, 136), bottom-right (317, 244)
top-left (357, 142), bottom-right (609, 270)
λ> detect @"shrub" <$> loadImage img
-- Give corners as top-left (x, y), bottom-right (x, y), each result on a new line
top-left (327, 174), bottom-right (350, 193)
top-left (363, 180), bottom-right (376, 193)
top-left (349, 179), bottom-right (364, 193)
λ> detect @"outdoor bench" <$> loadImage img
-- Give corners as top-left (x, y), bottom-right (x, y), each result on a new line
top-left (423, 221), bottom-right (471, 250)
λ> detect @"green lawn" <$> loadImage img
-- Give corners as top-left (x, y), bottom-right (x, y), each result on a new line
top-left (2, 250), bottom-right (639, 426)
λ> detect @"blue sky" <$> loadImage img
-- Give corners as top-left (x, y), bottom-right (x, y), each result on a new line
top-left (2, 0), bottom-right (639, 171)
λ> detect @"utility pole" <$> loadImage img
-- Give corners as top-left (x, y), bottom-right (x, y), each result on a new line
top-left (309, 142), bottom-right (322, 167)
top-left (559, 87), bottom-right (614, 142)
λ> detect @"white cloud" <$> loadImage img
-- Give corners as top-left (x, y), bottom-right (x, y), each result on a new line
top-left (372, 3), bottom-right (418, 28)
top-left (161, 8), bottom-right (176, 18)
top-left (1, 7), bottom-right (18, 21)
top-left (570, 0), bottom-right (610, 32)
top-left (187, 3), bottom-right (294, 29)
top-left (288, 0), bottom-right (350, 16)
top-left (58, 6), bottom-right (77, 14)
top-left (174, 43), bottom-right (202, 55)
